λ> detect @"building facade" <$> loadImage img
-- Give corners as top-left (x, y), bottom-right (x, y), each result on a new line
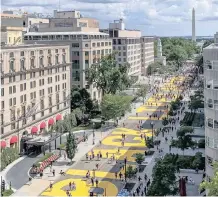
top-left (141, 36), bottom-right (155, 75)
top-left (101, 19), bottom-right (154, 77)
top-left (1, 26), bottom-right (23, 45)
top-left (203, 32), bottom-right (218, 178)
top-left (0, 44), bottom-right (71, 151)
top-left (23, 32), bottom-right (112, 102)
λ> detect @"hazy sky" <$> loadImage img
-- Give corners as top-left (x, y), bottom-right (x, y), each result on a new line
top-left (2, 0), bottom-right (218, 36)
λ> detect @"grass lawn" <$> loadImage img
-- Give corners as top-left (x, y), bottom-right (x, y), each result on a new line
top-left (2, 189), bottom-right (14, 196)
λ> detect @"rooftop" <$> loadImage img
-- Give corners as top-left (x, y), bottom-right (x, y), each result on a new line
top-left (1, 43), bottom-right (69, 50)
top-left (204, 43), bottom-right (218, 49)
top-left (25, 31), bottom-right (109, 36)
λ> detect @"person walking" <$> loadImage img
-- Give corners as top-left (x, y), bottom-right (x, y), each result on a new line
top-left (49, 182), bottom-right (53, 191)
top-left (52, 169), bottom-right (55, 177)
top-left (91, 177), bottom-right (94, 186)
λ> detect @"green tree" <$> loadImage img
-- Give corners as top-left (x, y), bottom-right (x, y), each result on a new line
top-left (200, 162), bottom-right (218, 196)
top-left (147, 160), bottom-right (178, 196)
top-left (135, 153), bottom-right (145, 165)
top-left (66, 131), bottom-right (77, 163)
top-left (171, 126), bottom-right (195, 154)
top-left (87, 53), bottom-right (131, 95)
top-left (71, 88), bottom-right (93, 113)
top-left (136, 85), bottom-right (148, 104)
top-left (146, 62), bottom-right (163, 76)
top-left (101, 94), bottom-right (132, 121)
top-left (126, 165), bottom-right (137, 179)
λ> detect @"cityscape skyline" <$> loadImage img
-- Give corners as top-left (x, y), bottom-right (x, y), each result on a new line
top-left (1, 0), bottom-right (218, 37)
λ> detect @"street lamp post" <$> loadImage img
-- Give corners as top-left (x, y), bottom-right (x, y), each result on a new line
top-left (150, 121), bottom-right (154, 143)
top-left (124, 157), bottom-right (127, 182)
top-left (92, 122), bottom-right (95, 137)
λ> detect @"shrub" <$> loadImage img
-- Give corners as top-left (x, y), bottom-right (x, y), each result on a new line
top-left (2, 189), bottom-right (14, 197)
top-left (1, 147), bottom-right (19, 171)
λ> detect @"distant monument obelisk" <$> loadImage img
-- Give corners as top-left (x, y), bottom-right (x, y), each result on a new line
top-left (192, 8), bottom-right (196, 42)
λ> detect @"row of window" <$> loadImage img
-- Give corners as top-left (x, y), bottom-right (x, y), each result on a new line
top-left (1, 66), bottom-right (67, 85)
top-left (8, 49), bottom-right (66, 58)
top-left (8, 54), bottom-right (66, 72)
top-left (206, 136), bottom-right (218, 149)
top-left (113, 39), bottom-right (141, 45)
top-left (206, 118), bottom-right (218, 129)
top-left (206, 99), bottom-right (218, 109)
top-left (2, 102), bottom-right (67, 132)
top-left (72, 42), bottom-right (112, 48)
top-left (1, 87), bottom-right (67, 110)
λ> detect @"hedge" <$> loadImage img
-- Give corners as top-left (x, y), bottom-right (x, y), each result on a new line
top-left (34, 153), bottom-right (54, 167)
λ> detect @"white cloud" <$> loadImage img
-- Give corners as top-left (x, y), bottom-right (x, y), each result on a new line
top-left (1, 0), bottom-right (218, 36)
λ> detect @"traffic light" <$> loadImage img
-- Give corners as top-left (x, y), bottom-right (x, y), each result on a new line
top-left (1, 180), bottom-right (5, 192)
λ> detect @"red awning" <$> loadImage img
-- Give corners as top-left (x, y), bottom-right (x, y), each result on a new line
top-left (40, 122), bottom-right (46, 129)
top-left (56, 114), bottom-right (62, 121)
top-left (31, 126), bottom-right (38, 134)
top-left (48, 118), bottom-right (54, 125)
top-left (10, 136), bottom-right (18, 144)
top-left (1, 141), bottom-right (6, 148)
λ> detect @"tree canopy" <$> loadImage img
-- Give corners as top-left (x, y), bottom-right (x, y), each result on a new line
top-left (171, 126), bottom-right (195, 154)
top-left (66, 131), bottom-right (77, 162)
top-left (71, 88), bottom-right (94, 113)
top-left (147, 160), bottom-right (178, 196)
top-left (136, 85), bottom-right (148, 103)
top-left (87, 53), bottom-right (131, 95)
top-left (200, 162), bottom-right (218, 196)
top-left (101, 94), bottom-right (132, 120)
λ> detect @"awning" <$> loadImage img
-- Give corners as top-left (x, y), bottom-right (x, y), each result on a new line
top-left (31, 126), bottom-right (38, 134)
top-left (1, 141), bottom-right (6, 148)
top-left (48, 118), bottom-right (54, 125)
top-left (56, 114), bottom-right (62, 121)
top-left (10, 136), bottom-right (18, 144)
top-left (40, 122), bottom-right (46, 129)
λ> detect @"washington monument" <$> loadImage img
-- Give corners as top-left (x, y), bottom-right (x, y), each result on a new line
top-left (192, 8), bottom-right (196, 42)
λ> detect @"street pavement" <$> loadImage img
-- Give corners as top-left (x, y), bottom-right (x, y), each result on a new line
top-left (12, 73), bottom-right (201, 196)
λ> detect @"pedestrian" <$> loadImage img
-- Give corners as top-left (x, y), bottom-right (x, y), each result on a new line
top-left (119, 172), bottom-right (122, 180)
top-left (169, 145), bottom-right (171, 152)
top-left (106, 152), bottom-right (108, 158)
top-left (86, 153), bottom-right (88, 160)
top-left (138, 176), bottom-right (141, 182)
top-left (91, 177), bottom-right (94, 186)
top-left (144, 173), bottom-right (147, 180)
top-left (195, 167), bottom-right (199, 174)
top-left (140, 134), bottom-right (143, 140)
top-left (96, 163), bottom-right (99, 169)
top-left (52, 169), bottom-right (55, 177)
top-left (144, 186), bottom-right (147, 194)
top-left (123, 122), bottom-right (125, 127)
top-left (69, 181), bottom-right (72, 190)
top-left (118, 147), bottom-right (120, 154)
top-left (115, 172), bottom-right (118, 179)
top-left (49, 182), bottom-right (53, 191)
top-left (95, 179), bottom-right (99, 187)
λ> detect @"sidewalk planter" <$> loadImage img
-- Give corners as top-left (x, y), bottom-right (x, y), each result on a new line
top-left (30, 153), bottom-right (60, 174)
